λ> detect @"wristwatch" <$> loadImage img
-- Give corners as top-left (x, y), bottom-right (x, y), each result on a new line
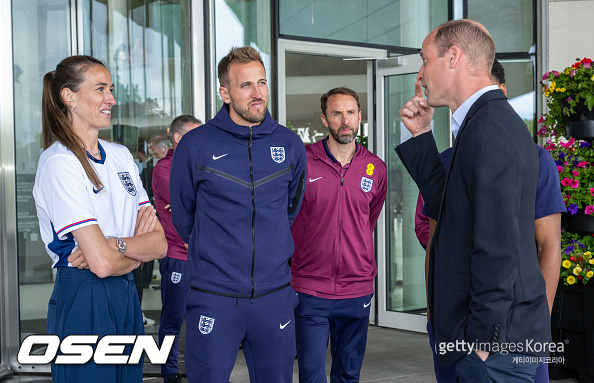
top-left (114, 237), bottom-right (126, 253)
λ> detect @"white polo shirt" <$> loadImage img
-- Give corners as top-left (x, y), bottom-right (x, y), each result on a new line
top-left (33, 139), bottom-right (150, 267)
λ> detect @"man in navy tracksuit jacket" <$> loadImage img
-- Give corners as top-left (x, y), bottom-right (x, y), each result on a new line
top-left (170, 47), bottom-right (306, 383)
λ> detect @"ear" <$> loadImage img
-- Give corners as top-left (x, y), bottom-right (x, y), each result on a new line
top-left (358, 110), bottom-right (362, 125)
top-left (173, 132), bottom-right (183, 145)
top-left (448, 46), bottom-right (463, 69)
top-left (320, 113), bottom-right (329, 128)
top-left (219, 86), bottom-right (230, 104)
top-left (498, 83), bottom-right (507, 97)
top-left (61, 87), bottom-right (75, 107)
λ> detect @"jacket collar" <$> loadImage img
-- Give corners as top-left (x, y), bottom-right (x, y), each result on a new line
top-left (209, 103), bottom-right (278, 139)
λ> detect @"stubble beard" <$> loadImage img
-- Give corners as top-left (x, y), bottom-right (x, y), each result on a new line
top-left (329, 124), bottom-right (358, 145)
top-left (230, 98), bottom-right (268, 124)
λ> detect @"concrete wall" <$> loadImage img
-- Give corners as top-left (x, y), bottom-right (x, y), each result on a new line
top-left (547, 0), bottom-right (594, 71)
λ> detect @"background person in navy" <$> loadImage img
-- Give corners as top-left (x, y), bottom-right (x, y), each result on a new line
top-left (169, 47), bottom-right (307, 383)
top-left (396, 20), bottom-right (551, 382)
top-left (418, 60), bottom-right (566, 383)
top-left (290, 87), bottom-right (387, 383)
top-left (34, 55), bottom-right (167, 383)
top-left (152, 115), bottom-right (201, 383)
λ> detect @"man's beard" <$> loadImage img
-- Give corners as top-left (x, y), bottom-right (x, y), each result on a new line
top-left (329, 125), bottom-right (358, 144)
top-left (230, 98), bottom-right (267, 124)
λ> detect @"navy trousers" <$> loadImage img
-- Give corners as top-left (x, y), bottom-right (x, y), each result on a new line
top-left (48, 267), bottom-right (144, 383)
top-left (158, 257), bottom-right (189, 382)
top-left (455, 351), bottom-right (538, 383)
top-left (185, 286), bottom-right (298, 383)
top-left (295, 292), bottom-right (373, 383)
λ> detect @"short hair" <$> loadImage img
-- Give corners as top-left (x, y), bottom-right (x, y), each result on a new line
top-left (433, 20), bottom-right (495, 76)
top-left (217, 47), bottom-right (265, 88)
top-left (149, 134), bottom-right (172, 151)
top-left (320, 87), bottom-right (360, 116)
top-left (170, 115), bottom-right (202, 140)
top-left (491, 59), bottom-right (505, 85)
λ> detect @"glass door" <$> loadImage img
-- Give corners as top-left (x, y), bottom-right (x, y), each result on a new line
top-left (375, 54), bottom-right (451, 332)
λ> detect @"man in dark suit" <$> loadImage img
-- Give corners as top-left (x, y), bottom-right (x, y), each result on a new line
top-left (395, 20), bottom-right (553, 382)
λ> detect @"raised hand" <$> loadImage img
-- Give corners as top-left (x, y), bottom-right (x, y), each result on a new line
top-left (399, 81), bottom-right (434, 137)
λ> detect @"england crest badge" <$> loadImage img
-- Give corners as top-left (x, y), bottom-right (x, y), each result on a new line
top-left (199, 315), bottom-right (215, 335)
top-left (270, 147), bottom-right (286, 163)
top-left (361, 176), bottom-right (373, 193)
top-left (117, 172), bottom-right (137, 196)
top-left (171, 272), bottom-right (182, 284)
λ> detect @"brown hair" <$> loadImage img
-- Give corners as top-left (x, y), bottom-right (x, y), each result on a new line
top-left (433, 20), bottom-right (495, 76)
top-left (320, 87), bottom-right (360, 115)
top-left (217, 47), bottom-right (265, 88)
top-left (42, 55), bottom-right (107, 190)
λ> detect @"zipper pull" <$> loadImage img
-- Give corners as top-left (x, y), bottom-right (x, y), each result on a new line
top-left (341, 177), bottom-right (344, 186)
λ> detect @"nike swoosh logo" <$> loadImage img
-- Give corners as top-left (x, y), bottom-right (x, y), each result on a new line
top-left (309, 177), bottom-right (322, 183)
top-left (363, 300), bottom-right (372, 308)
top-left (212, 153), bottom-right (228, 160)
top-left (280, 320), bottom-right (291, 330)
top-left (92, 187), bottom-right (100, 194)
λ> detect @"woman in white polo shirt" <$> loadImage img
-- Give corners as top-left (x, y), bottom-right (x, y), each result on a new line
top-left (33, 55), bottom-right (167, 383)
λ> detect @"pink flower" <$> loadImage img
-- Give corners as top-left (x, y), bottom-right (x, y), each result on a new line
top-left (570, 179), bottom-right (580, 188)
top-left (573, 170), bottom-right (580, 176)
top-left (546, 143), bottom-right (556, 151)
top-left (578, 161), bottom-right (589, 168)
top-left (570, 69), bottom-right (577, 77)
top-left (590, 188), bottom-right (594, 196)
top-left (562, 178), bottom-right (572, 186)
top-left (542, 72), bottom-right (550, 81)
top-left (552, 70), bottom-right (560, 77)
top-left (558, 166), bottom-right (564, 173)
top-left (586, 206), bottom-right (594, 215)
top-left (560, 138), bottom-right (576, 148)
top-left (537, 127), bottom-right (547, 137)
top-left (585, 62), bottom-right (592, 69)
top-left (538, 115), bottom-right (545, 124)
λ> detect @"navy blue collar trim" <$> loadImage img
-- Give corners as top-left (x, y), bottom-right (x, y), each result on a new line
top-left (322, 136), bottom-right (358, 164)
top-left (86, 142), bottom-right (106, 164)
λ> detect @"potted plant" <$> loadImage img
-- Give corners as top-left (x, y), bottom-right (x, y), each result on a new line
top-left (538, 58), bottom-right (594, 139)
top-left (544, 137), bottom-right (594, 233)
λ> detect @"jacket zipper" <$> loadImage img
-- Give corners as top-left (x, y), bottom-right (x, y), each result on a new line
top-left (249, 126), bottom-right (255, 302)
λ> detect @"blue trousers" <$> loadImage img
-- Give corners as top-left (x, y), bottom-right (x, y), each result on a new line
top-left (185, 286), bottom-right (298, 383)
top-left (427, 320), bottom-right (549, 383)
top-left (158, 257), bottom-right (189, 382)
top-left (47, 267), bottom-right (144, 383)
top-left (295, 292), bottom-right (373, 383)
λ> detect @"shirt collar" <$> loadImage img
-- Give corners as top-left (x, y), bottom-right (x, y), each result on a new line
top-left (451, 85), bottom-right (499, 138)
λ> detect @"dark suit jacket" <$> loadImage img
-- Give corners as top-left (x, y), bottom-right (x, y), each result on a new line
top-left (396, 89), bottom-right (551, 366)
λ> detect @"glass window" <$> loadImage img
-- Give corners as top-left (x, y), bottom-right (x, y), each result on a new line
top-left (279, 0), bottom-right (448, 49)
top-left (468, 0), bottom-right (534, 53)
top-left (383, 74), bottom-right (450, 314)
top-left (13, 0), bottom-right (71, 346)
top-left (82, 0), bottom-right (193, 198)
top-left (214, 0), bottom-right (272, 114)
top-left (501, 60), bottom-right (536, 136)
top-left (285, 53), bottom-right (368, 144)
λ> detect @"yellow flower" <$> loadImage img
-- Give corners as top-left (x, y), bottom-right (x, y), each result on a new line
top-left (563, 259), bottom-right (572, 268)
top-left (565, 69), bottom-right (570, 75)
top-left (556, 87), bottom-right (566, 93)
top-left (590, 258), bottom-right (594, 265)
top-left (585, 251), bottom-right (592, 259)
top-left (574, 266), bottom-right (582, 275)
top-left (545, 90), bottom-right (550, 97)
top-left (567, 276), bottom-right (576, 285)
top-left (588, 271), bottom-right (594, 278)
top-left (550, 81), bottom-right (556, 91)
top-left (592, 74), bottom-right (594, 81)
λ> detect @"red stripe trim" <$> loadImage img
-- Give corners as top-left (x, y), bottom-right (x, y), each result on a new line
top-left (56, 218), bottom-right (97, 234)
